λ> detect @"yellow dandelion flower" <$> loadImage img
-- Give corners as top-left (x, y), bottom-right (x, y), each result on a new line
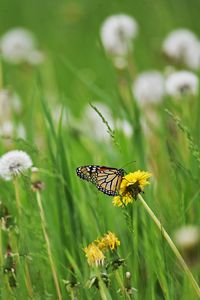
top-left (84, 243), bottom-right (105, 266)
top-left (97, 231), bottom-right (120, 251)
top-left (113, 170), bottom-right (151, 207)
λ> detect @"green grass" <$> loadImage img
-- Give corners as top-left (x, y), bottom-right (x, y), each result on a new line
top-left (0, 0), bottom-right (200, 299)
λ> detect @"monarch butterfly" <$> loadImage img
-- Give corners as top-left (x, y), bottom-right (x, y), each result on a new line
top-left (76, 165), bottom-right (125, 196)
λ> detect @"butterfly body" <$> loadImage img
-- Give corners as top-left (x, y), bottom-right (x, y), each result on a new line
top-left (76, 165), bottom-right (125, 196)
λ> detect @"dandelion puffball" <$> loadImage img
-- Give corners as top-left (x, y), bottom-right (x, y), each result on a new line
top-left (174, 225), bottom-right (200, 250)
top-left (133, 71), bottom-right (165, 106)
top-left (0, 150), bottom-right (32, 181)
top-left (165, 71), bottom-right (199, 97)
top-left (100, 14), bottom-right (138, 57)
top-left (162, 29), bottom-right (200, 70)
top-left (0, 28), bottom-right (43, 65)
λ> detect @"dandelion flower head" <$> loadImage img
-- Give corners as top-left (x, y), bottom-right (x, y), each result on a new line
top-left (133, 71), bottom-right (165, 107)
top-left (113, 171), bottom-right (151, 207)
top-left (100, 14), bottom-right (138, 57)
top-left (162, 29), bottom-right (200, 70)
top-left (84, 243), bottom-right (105, 266)
top-left (0, 27), bottom-right (43, 65)
top-left (0, 150), bottom-right (33, 181)
top-left (84, 231), bottom-right (120, 266)
top-left (165, 70), bottom-right (199, 98)
top-left (96, 231), bottom-right (120, 251)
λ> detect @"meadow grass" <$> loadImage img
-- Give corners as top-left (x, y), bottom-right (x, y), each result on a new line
top-left (0, 0), bottom-right (200, 299)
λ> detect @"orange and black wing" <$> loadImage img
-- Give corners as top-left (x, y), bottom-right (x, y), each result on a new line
top-left (76, 165), bottom-right (124, 196)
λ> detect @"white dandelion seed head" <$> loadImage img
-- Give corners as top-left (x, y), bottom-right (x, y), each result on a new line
top-left (116, 119), bottom-right (133, 137)
top-left (81, 102), bottom-right (114, 142)
top-left (133, 71), bottom-right (165, 106)
top-left (0, 28), bottom-right (42, 65)
top-left (0, 150), bottom-right (33, 181)
top-left (100, 14), bottom-right (138, 57)
top-left (174, 225), bottom-right (200, 250)
top-left (165, 70), bottom-right (199, 97)
top-left (162, 29), bottom-right (200, 69)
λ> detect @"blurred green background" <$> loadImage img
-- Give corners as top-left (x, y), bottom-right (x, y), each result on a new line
top-left (0, 0), bottom-right (200, 299)
top-left (1, 0), bottom-right (200, 112)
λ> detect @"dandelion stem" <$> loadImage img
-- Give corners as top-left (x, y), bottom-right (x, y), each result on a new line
top-left (70, 288), bottom-right (77, 300)
top-left (98, 280), bottom-right (109, 300)
top-left (0, 222), bottom-right (3, 267)
top-left (13, 177), bottom-right (21, 216)
top-left (36, 191), bottom-right (62, 300)
top-left (138, 194), bottom-right (200, 298)
top-left (13, 178), bottom-right (34, 298)
top-left (115, 270), bottom-right (132, 300)
top-left (0, 58), bottom-right (3, 89)
top-left (24, 257), bottom-right (34, 299)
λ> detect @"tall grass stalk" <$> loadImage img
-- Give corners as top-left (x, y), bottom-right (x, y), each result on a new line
top-left (13, 177), bottom-right (34, 299)
top-left (24, 257), bottom-right (34, 299)
top-left (36, 191), bottom-right (62, 300)
top-left (138, 194), bottom-right (200, 298)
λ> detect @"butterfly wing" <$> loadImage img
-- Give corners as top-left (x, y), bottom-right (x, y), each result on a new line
top-left (76, 166), bottom-right (124, 196)
top-left (95, 167), bottom-right (124, 196)
top-left (76, 165), bottom-right (99, 183)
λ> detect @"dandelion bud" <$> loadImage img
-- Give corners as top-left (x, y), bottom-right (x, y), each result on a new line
top-left (31, 167), bottom-right (45, 192)
top-left (125, 271), bottom-right (131, 279)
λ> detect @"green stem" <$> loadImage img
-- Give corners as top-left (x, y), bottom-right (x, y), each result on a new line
top-left (94, 269), bottom-right (110, 300)
top-left (0, 222), bottom-right (3, 266)
top-left (138, 194), bottom-right (200, 298)
top-left (24, 257), bottom-right (34, 299)
top-left (13, 178), bottom-right (34, 298)
top-left (36, 191), bottom-right (62, 300)
top-left (70, 288), bottom-right (76, 300)
top-left (13, 177), bottom-right (21, 216)
top-left (115, 270), bottom-right (132, 300)
top-left (0, 58), bottom-right (3, 89)
top-left (98, 279), bottom-right (109, 300)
